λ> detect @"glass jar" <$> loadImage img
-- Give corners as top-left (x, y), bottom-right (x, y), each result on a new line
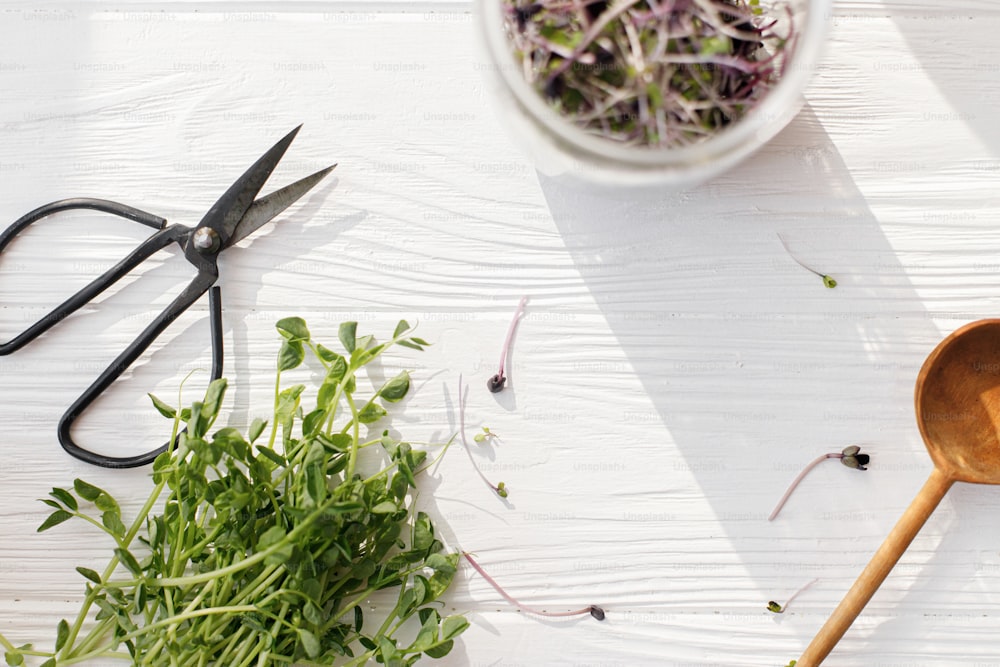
top-left (474, 0), bottom-right (833, 189)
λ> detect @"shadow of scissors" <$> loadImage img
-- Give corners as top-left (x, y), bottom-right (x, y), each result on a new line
top-left (0, 125), bottom-right (336, 468)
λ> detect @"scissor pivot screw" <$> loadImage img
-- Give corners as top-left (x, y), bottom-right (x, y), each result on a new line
top-left (192, 228), bottom-right (221, 254)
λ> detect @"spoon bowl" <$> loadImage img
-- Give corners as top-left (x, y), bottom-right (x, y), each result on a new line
top-left (798, 319), bottom-right (1000, 665)
top-left (917, 319), bottom-right (1000, 484)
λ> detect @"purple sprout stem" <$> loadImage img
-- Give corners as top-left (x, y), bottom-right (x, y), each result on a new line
top-left (782, 578), bottom-right (818, 611)
top-left (488, 296), bottom-right (528, 393)
top-left (777, 233), bottom-right (825, 278)
top-left (768, 453), bottom-right (843, 521)
top-left (463, 553), bottom-right (602, 619)
top-left (458, 375), bottom-right (505, 497)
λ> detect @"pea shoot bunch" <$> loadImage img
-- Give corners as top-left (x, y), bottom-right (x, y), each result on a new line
top-left (504, 0), bottom-right (794, 148)
top-left (1, 318), bottom-right (467, 667)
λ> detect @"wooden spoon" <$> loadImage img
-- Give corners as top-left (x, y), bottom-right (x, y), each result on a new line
top-left (797, 319), bottom-right (1000, 665)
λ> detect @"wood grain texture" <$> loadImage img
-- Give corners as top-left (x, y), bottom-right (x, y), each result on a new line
top-left (0, 3), bottom-right (999, 666)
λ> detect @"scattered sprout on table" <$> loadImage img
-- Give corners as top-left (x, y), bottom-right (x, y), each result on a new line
top-left (778, 233), bottom-right (837, 288)
top-left (769, 446), bottom-right (870, 520)
top-left (463, 552), bottom-right (605, 620)
top-left (488, 296), bottom-right (529, 393)
top-left (767, 578), bottom-right (817, 614)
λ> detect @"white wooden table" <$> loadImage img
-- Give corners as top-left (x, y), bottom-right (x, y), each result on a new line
top-left (1, 1), bottom-right (1000, 665)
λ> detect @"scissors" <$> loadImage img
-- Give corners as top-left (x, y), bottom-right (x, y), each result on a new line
top-left (0, 125), bottom-right (335, 468)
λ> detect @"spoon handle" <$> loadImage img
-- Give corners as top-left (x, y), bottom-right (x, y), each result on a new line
top-left (796, 467), bottom-right (954, 666)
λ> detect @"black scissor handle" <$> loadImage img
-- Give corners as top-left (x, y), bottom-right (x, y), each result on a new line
top-left (0, 214), bottom-right (183, 356)
top-left (0, 198), bottom-right (166, 253)
top-left (58, 278), bottom-right (223, 469)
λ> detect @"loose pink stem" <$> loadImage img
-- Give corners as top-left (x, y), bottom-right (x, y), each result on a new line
top-left (463, 553), bottom-right (604, 619)
top-left (490, 296), bottom-right (528, 393)
top-left (768, 453), bottom-right (842, 521)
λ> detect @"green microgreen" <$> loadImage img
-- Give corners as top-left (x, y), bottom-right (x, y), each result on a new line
top-left (768, 445), bottom-right (869, 521)
top-left (473, 427), bottom-right (501, 445)
top-left (503, 0), bottom-right (795, 148)
top-left (766, 577), bottom-right (816, 614)
top-left (488, 296), bottom-right (528, 393)
top-left (1, 318), bottom-right (467, 666)
top-left (463, 553), bottom-right (605, 620)
top-left (778, 234), bottom-right (837, 288)
top-left (459, 376), bottom-right (509, 498)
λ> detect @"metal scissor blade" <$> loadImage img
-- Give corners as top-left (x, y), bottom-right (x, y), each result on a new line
top-left (198, 125), bottom-right (303, 242)
top-left (226, 164), bottom-right (337, 247)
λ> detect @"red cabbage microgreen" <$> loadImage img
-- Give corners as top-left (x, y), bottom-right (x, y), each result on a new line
top-left (778, 233), bottom-right (837, 288)
top-left (488, 296), bottom-right (528, 393)
top-left (767, 578), bottom-right (817, 614)
top-left (503, 0), bottom-right (795, 148)
top-left (462, 553), bottom-right (605, 621)
top-left (768, 445), bottom-right (869, 521)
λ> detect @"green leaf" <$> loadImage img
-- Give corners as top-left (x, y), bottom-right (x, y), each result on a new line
top-left (73, 479), bottom-right (104, 502)
top-left (393, 319), bottom-right (411, 338)
top-left (277, 340), bottom-right (305, 371)
top-left (441, 615), bottom-right (469, 641)
top-left (256, 446), bottom-right (285, 467)
top-left (326, 354), bottom-right (348, 383)
top-left (410, 613), bottom-right (438, 652)
top-left (379, 371), bottom-right (410, 403)
top-left (371, 501), bottom-right (398, 515)
top-left (298, 628), bottom-right (320, 659)
top-left (76, 567), bottom-right (101, 584)
top-left (315, 343), bottom-right (339, 363)
top-left (55, 619), bottom-right (69, 651)
top-left (201, 378), bottom-right (227, 421)
top-left (115, 548), bottom-right (143, 577)
top-left (38, 659), bottom-right (56, 667)
top-left (38, 510), bottom-right (73, 532)
top-left (4, 650), bottom-right (24, 666)
top-left (306, 463), bottom-right (326, 505)
top-left (358, 402), bottom-right (387, 424)
top-left (102, 511), bottom-right (127, 538)
top-left (49, 487), bottom-right (78, 512)
top-left (424, 640), bottom-right (454, 659)
top-left (276, 317), bottom-right (310, 342)
top-left (258, 525), bottom-right (286, 549)
top-left (302, 408), bottom-right (326, 437)
top-left (354, 605), bottom-right (364, 632)
top-left (147, 393), bottom-right (176, 419)
top-left (249, 417), bottom-right (267, 444)
top-left (94, 492), bottom-right (120, 515)
top-left (412, 512), bottom-right (434, 551)
top-left (339, 321), bottom-right (357, 353)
